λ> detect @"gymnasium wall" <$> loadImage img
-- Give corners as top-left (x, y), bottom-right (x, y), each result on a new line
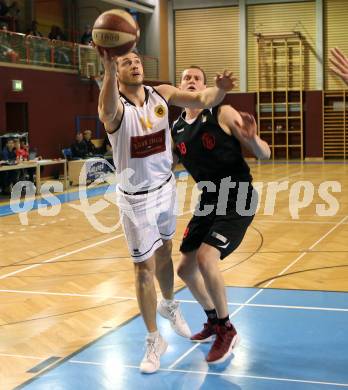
top-left (171, 0), bottom-right (347, 159)
top-left (0, 66), bottom-right (99, 159)
top-left (324, 0), bottom-right (348, 90)
top-left (0, 64), bottom-right (171, 163)
top-left (247, 1), bottom-right (317, 92)
top-left (35, 0), bottom-right (65, 37)
top-left (159, 0), bottom-right (169, 81)
top-left (175, 6), bottom-right (240, 90)
top-left (76, 0), bottom-right (112, 33)
top-left (172, 0), bottom-right (348, 90)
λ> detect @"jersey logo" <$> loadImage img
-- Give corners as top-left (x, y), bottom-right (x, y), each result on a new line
top-left (202, 115), bottom-right (207, 123)
top-left (176, 142), bottom-right (187, 155)
top-left (216, 242), bottom-right (230, 249)
top-left (183, 226), bottom-right (190, 239)
top-left (211, 232), bottom-right (229, 249)
top-left (131, 129), bottom-right (166, 158)
top-left (202, 132), bottom-right (216, 150)
top-left (177, 127), bottom-right (185, 133)
top-left (154, 104), bottom-right (166, 118)
top-left (139, 116), bottom-right (153, 130)
top-left (212, 232), bottom-right (228, 243)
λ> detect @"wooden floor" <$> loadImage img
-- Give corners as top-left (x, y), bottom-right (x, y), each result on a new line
top-left (1, 162), bottom-right (347, 389)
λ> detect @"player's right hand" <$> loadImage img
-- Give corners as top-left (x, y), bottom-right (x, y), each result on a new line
top-left (97, 48), bottom-right (117, 76)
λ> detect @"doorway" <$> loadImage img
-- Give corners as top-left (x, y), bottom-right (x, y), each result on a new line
top-left (5, 102), bottom-right (29, 133)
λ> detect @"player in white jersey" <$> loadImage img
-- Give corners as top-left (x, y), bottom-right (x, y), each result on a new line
top-left (98, 48), bottom-right (235, 374)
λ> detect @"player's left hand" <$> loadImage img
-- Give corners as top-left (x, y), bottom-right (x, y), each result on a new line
top-left (233, 112), bottom-right (257, 140)
top-left (214, 70), bottom-right (237, 91)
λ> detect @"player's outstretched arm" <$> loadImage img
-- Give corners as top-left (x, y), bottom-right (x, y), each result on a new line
top-left (219, 106), bottom-right (271, 160)
top-left (329, 47), bottom-right (348, 85)
top-left (156, 71), bottom-right (237, 109)
top-left (97, 49), bottom-right (124, 133)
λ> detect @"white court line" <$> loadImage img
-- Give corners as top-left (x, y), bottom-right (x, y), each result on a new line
top-left (254, 220), bottom-right (340, 224)
top-left (0, 289), bottom-right (135, 301)
top-left (1, 289), bottom-right (348, 313)
top-left (168, 214), bottom-right (348, 369)
top-left (0, 353), bottom-right (347, 387)
top-left (0, 206), bottom-right (193, 282)
top-left (0, 353), bottom-right (44, 360)
top-left (181, 299), bottom-right (348, 313)
top-left (0, 233), bottom-right (124, 281)
top-left (263, 215), bottom-right (348, 285)
top-left (67, 360), bottom-right (348, 388)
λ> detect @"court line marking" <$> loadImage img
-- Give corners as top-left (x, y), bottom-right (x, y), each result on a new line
top-left (0, 353), bottom-right (44, 360)
top-left (1, 353), bottom-right (347, 388)
top-left (0, 233), bottom-right (125, 281)
top-left (4, 169), bottom-right (343, 385)
top-left (0, 289), bottom-right (348, 313)
top-left (0, 289), bottom-right (135, 301)
top-left (264, 215), bottom-right (348, 284)
top-left (0, 170), bottom-right (302, 235)
top-left (168, 214), bottom-right (348, 369)
top-left (0, 206), bottom-right (193, 279)
top-left (182, 299), bottom-right (348, 312)
top-left (0, 207), bottom-right (197, 280)
top-left (67, 360), bottom-right (348, 388)
top-left (1, 353), bottom-right (347, 387)
top-left (254, 220), bottom-right (346, 224)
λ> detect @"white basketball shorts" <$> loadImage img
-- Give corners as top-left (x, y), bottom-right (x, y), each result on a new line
top-left (116, 175), bottom-right (177, 262)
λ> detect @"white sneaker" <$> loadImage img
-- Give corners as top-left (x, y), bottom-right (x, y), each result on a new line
top-left (158, 299), bottom-right (192, 338)
top-left (140, 333), bottom-right (168, 374)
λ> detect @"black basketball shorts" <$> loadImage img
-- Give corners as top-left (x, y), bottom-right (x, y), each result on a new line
top-left (180, 186), bottom-right (257, 259)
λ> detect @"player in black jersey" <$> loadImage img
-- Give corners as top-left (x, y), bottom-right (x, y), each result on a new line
top-left (172, 66), bottom-right (271, 364)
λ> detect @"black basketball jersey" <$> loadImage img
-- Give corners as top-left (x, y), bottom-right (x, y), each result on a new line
top-left (171, 106), bottom-right (252, 188)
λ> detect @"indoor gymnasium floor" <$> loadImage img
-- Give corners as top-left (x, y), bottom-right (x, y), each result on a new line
top-left (0, 161), bottom-right (347, 389)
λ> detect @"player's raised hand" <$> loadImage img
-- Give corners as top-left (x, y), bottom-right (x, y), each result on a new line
top-left (233, 112), bottom-right (257, 140)
top-left (329, 47), bottom-right (348, 85)
top-left (97, 47), bottom-right (117, 76)
top-left (214, 70), bottom-right (237, 92)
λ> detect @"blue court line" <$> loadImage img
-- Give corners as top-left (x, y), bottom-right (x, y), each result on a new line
top-left (0, 170), bottom-right (189, 218)
top-left (18, 287), bottom-right (348, 390)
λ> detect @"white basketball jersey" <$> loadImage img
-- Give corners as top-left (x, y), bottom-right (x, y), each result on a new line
top-left (108, 86), bottom-right (172, 192)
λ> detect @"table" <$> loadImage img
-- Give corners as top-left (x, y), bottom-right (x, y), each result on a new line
top-left (0, 159), bottom-right (68, 194)
top-left (68, 157), bottom-right (114, 186)
top-left (35, 159), bottom-right (68, 193)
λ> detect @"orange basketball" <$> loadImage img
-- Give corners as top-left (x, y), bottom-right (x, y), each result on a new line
top-left (92, 9), bottom-right (140, 57)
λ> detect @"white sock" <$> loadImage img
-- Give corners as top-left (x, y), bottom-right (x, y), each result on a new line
top-left (164, 298), bottom-right (175, 305)
top-left (147, 330), bottom-right (159, 340)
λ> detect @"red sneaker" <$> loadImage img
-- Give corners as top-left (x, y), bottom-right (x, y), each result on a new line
top-left (190, 322), bottom-right (217, 343)
top-left (206, 324), bottom-right (239, 364)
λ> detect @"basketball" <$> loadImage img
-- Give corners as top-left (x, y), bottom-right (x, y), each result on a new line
top-left (92, 9), bottom-right (140, 57)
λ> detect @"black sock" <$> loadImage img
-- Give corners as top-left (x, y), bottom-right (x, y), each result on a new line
top-left (204, 309), bottom-right (218, 324)
top-left (218, 315), bottom-right (232, 328)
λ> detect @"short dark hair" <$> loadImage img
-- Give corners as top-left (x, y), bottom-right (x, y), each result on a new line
top-left (182, 65), bottom-right (207, 84)
top-left (116, 49), bottom-right (142, 64)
